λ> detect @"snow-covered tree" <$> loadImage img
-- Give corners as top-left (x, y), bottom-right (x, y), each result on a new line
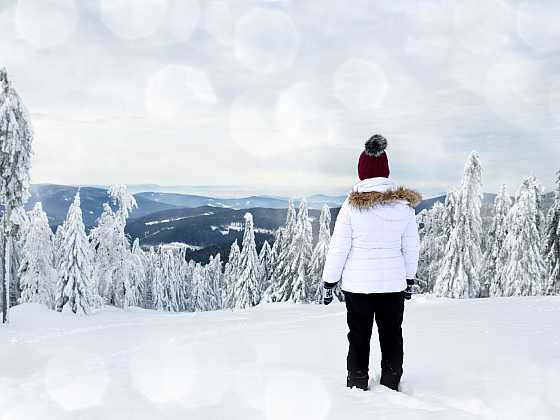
top-left (265, 200), bottom-right (297, 300)
top-left (18, 203), bottom-right (56, 308)
top-left (259, 240), bottom-right (273, 291)
top-left (206, 254), bottom-right (223, 310)
top-left (7, 206), bottom-right (30, 306)
top-left (142, 246), bottom-right (158, 308)
top-left (108, 184), bottom-right (137, 222)
top-left (152, 247), bottom-right (182, 312)
top-left (90, 203), bottom-right (116, 300)
top-left (483, 184), bottom-right (512, 297)
top-left (0, 67), bottom-right (33, 323)
top-left (310, 205), bottom-right (331, 303)
top-left (273, 199), bottom-right (314, 303)
top-left (496, 177), bottom-right (546, 296)
top-left (90, 186), bottom-right (142, 308)
top-left (55, 193), bottom-right (100, 314)
top-left (126, 238), bottom-right (146, 308)
top-left (416, 204), bottom-right (442, 293)
top-left (223, 240), bottom-right (240, 308)
top-left (232, 213), bottom-right (262, 309)
top-left (418, 202), bottom-right (449, 293)
top-left (545, 170), bottom-right (560, 294)
top-left (434, 151), bottom-right (483, 298)
top-left (191, 263), bottom-right (208, 312)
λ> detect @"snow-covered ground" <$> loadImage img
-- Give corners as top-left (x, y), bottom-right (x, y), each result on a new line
top-left (1, 296), bottom-right (559, 420)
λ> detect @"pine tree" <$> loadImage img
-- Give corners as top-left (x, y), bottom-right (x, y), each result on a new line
top-left (18, 203), bottom-right (56, 308)
top-left (0, 67), bottom-right (33, 323)
top-left (55, 193), bottom-right (100, 314)
top-left (273, 199), bottom-right (314, 303)
top-left (310, 205), bottom-right (331, 303)
top-left (417, 201), bottom-right (451, 293)
top-left (483, 184), bottom-right (512, 296)
top-left (143, 246), bottom-right (157, 308)
top-left (259, 240), bottom-right (273, 292)
top-left (8, 206), bottom-right (30, 306)
top-left (496, 177), bottom-right (546, 296)
top-left (206, 254), bottom-right (223, 310)
top-left (232, 213), bottom-right (262, 309)
top-left (90, 185), bottom-right (142, 308)
top-left (152, 247), bottom-right (182, 312)
top-left (178, 258), bottom-right (194, 312)
top-left (434, 151), bottom-right (483, 298)
top-left (90, 203), bottom-right (116, 301)
top-left (545, 170), bottom-right (560, 294)
top-left (192, 263), bottom-right (207, 311)
top-left (264, 200), bottom-right (297, 301)
top-left (126, 238), bottom-right (146, 308)
top-left (223, 240), bottom-right (240, 308)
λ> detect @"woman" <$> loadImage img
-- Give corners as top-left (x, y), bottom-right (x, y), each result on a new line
top-left (322, 134), bottom-right (421, 392)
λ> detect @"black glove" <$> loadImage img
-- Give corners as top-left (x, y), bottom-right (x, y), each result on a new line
top-left (404, 279), bottom-right (415, 300)
top-left (323, 282), bottom-right (336, 305)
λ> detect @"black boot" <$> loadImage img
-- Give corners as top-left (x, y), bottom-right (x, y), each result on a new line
top-left (347, 370), bottom-right (369, 391)
top-left (380, 365), bottom-right (401, 391)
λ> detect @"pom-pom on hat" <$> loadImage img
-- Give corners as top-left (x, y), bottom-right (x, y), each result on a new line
top-left (358, 134), bottom-right (390, 180)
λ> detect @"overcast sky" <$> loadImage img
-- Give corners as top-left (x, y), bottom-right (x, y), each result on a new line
top-left (1, 0), bottom-right (560, 197)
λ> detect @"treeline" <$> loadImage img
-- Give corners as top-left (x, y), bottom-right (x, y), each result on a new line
top-left (12, 154), bottom-right (560, 316)
top-left (417, 151), bottom-right (560, 298)
top-left (14, 183), bottom-right (338, 314)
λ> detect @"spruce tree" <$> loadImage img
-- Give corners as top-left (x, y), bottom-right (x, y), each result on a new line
top-left (55, 193), bottom-right (100, 314)
top-left (223, 240), bottom-right (240, 308)
top-left (232, 213), bottom-right (262, 309)
top-left (310, 205), bottom-right (331, 303)
top-left (9, 206), bottom-right (30, 306)
top-left (484, 184), bottom-right (512, 296)
top-left (18, 203), bottom-right (56, 308)
top-left (273, 199), bottom-right (314, 302)
top-left (192, 262), bottom-right (207, 312)
top-left (207, 254), bottom-right (223, 310)
top-left (152, 247), bottom-right (181, 312)
top-left (545, 170), bottom-right (560, 294)
top-left (434, 151), bottom-right (483, 298)
top-left (90, 203), bottom-right (116, 301)
top-left (265, 200), bottom-right (297, 301)
top-left (90, 185), bottom-right (142, 308)
top-left (497, 177), bottom-right (546, 296)
top-left (259, 240), bottom-right (273, 292)
top-left (0, 67), bottom-right (33, 323)
top-left (142, 246), bottom-right (157, 308)
top-left (417, 201), bottom-right (447, 293)
top-left (126, 238), bottom-right (146, 308)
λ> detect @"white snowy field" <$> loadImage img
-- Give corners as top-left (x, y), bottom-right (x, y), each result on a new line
top-left (1, 297), bottom-right (559, 420)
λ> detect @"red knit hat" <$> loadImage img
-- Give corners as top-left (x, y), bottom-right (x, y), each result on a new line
top-left (358, 134), bottom-right (390, 180)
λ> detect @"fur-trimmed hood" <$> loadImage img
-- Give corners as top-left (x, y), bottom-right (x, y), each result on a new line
top-left (348, 178), bottom-right (422, 210)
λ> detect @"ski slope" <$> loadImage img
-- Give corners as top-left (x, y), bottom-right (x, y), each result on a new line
top-left (1, 296), bottom-right (559, 420)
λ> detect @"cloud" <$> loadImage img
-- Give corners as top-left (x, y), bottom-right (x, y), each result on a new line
top-left (1, 0), bottom-right (560, 196)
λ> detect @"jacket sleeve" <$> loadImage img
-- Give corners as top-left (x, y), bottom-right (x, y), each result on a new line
top-left (401, 210), bottom-right (420, 279)
top-left (322, 200), bottom-right (352, 286)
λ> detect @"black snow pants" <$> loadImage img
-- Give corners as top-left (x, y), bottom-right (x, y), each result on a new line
top-left (344, 291), bottom-right (405, 379)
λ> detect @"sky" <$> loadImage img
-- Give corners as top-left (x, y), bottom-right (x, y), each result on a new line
top-left (1, 0), bottom-right (560, 198)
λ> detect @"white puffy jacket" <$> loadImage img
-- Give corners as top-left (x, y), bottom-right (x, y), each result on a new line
top-left (322, 177), bottom-right (422, 294)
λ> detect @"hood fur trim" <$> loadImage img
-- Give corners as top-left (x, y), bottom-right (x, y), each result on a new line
top-left (348, 186), bottom-right (422, 209)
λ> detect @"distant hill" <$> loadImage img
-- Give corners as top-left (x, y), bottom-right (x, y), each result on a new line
top-left (125, 206), bottom-right (335, 263)
top-left (135, 191), bottom-right (346, 210)
top-left (25, 184), bottom-right (177, 228)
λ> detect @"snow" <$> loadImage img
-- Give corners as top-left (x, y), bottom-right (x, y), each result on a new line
top-left (160, 242), bottom-right (203, 251)
top-left (3, 297), bottom-right (559, 419)
top-left (145, 212), bottom-right (214, 226)
top-left (221, 222), bottom-right (274, 236)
